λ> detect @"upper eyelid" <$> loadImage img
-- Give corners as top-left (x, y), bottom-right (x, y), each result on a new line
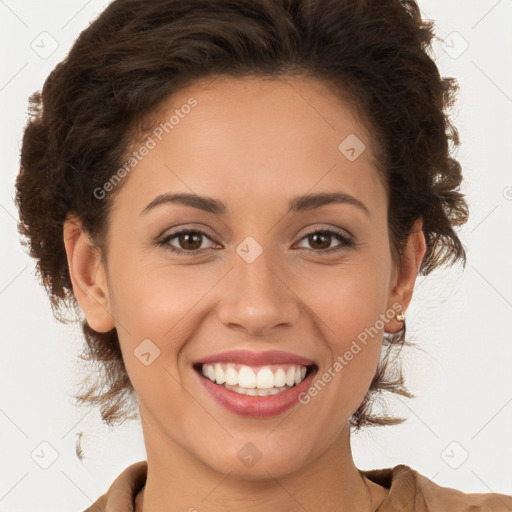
top-left (160, 227), bottom-right (220, 245)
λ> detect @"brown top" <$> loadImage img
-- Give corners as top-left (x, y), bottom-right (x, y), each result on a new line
top-left (83, 461), bottom-right (512, 511)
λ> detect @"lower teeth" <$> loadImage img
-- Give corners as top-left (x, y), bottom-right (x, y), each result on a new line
top-left (221, 382), bottom-right (294, 396)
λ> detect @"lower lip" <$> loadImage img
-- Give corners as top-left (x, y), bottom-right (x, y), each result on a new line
top-left (196, 366), bottom-right (318, 417)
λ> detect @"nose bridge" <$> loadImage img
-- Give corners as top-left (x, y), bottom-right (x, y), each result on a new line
top-left (217, 237), bottom-right (300, 335)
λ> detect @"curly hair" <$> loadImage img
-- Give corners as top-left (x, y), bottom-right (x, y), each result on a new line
top-left (15, 0), bottom-right (468, 429)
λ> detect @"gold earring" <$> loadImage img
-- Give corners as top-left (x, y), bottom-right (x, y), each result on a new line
top-left (396, 310), bottom-right (405, 322)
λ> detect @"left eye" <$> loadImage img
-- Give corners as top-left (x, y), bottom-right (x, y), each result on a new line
top-left (295, 229), bottom-right (353, 252)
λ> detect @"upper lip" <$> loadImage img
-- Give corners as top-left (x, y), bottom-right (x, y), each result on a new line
top-left (195, 349), bottom-right (315, 367)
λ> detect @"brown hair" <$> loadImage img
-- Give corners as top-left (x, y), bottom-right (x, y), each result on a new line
top-left (15, 0), bottom-right (468, 429)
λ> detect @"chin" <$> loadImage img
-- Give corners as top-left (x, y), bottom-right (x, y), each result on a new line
top-left (199, 441), bottom-right (313, 481)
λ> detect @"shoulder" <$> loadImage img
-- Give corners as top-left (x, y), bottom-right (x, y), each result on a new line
top-left (82, 460), bottom-right (147, 512)
top-left (361, 464), bottom-right (512, 512)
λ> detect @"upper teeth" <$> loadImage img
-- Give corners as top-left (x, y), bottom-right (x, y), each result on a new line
top-left (201, 363), bottom-right (307, 389)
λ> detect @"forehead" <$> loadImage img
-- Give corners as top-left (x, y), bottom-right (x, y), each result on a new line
top-left (112, 75), bottom-right (386, 218)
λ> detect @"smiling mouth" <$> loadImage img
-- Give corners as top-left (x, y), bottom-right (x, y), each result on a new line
top-left (193, 362), bottom-right (318, 397)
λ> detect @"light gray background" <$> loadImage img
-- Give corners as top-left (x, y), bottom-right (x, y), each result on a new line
top-left (1, 1), bottom-right (511, 510)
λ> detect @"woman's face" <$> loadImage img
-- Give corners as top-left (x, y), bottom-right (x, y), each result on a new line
top-left (80, 75), bottom-right (417, 478)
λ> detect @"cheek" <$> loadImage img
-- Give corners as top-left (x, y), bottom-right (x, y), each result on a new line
top-left (303, 252), bottom-right (392, 338)
top-left (105, 252), bottom-right (223, 387)
top-left (300, 254), bottom-right (391, 407)
top-left (105, 255), bottom-right (200, 425)
top-left (107, 251), bottom-right (215, 336)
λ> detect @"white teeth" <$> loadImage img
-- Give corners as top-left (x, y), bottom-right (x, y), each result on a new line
top-left (238, 366), bottom-right (256, 388)
top-left (286, 367), bottom-right (296, 386)
top-left (274, 368), bottom-right (286, 387)
top-left (214, 363), bottom-right (225, 385)
top-left (222, 383), bottom-right (292, 396)
top-left (225, 365), bottom-right (238, 385)
top-left (200, 362), bottom-right (310, 390)
top-left (256, 367), bottom-right (274, 389)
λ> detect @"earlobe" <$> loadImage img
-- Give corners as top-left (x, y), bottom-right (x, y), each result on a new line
top-left (385, 217), bottom-right (427, 333)
top-left (62, 214), bottom-right (115, 333)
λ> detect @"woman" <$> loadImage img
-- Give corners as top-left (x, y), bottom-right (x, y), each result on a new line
top-left (14, 0), bottom-right (512, 510)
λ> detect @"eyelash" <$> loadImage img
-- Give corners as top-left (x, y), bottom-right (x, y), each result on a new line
top-left (156, 228), bottom-right (355, 256)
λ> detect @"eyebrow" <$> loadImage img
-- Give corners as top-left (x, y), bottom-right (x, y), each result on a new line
top-left (140, 191), bottom-right (370, 217)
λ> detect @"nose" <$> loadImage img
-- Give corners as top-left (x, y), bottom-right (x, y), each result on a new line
top-left (216, 247), bottom-right (301, 337)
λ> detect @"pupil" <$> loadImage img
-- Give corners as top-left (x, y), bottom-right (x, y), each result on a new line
top-left (181, 232), bottom-right (201, 250)
top-left (311, 233), bottom-right (329, 249)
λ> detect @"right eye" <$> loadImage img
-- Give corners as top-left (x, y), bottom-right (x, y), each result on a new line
top-left (157, 229), bottom-right (219, 255)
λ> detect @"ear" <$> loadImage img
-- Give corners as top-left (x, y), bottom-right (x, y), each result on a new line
top-left (385, 217), bottom-right (427, 333)
top-left (62, 214), bottom-right (115, 333)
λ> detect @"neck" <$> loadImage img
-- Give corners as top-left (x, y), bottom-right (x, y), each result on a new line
top-left (137, 417), bottom-right (387, 512)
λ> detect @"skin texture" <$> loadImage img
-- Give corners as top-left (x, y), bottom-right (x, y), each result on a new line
top-left (63, 75), bottom-right (426, 511)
